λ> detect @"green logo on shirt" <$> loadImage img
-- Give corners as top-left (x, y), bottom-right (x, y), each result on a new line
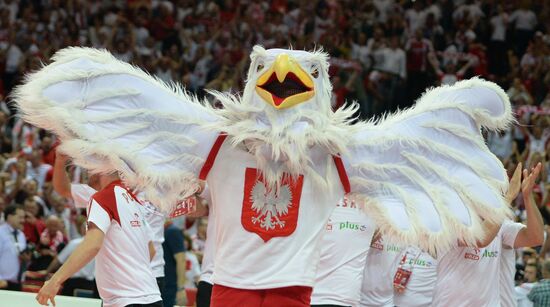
top-left (338, 221), bottom-right (367, 231)
top-left (482, 250), bottom-right (498, 258)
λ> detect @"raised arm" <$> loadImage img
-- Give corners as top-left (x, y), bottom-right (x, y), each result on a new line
top-left (514, 163), bottom-right (545, 248)
top-left (52, 153), bottom-right (72, 199)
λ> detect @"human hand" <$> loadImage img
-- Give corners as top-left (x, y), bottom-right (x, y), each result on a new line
top-left (176, 288), bottom-right (188, 306)
top-left (506, 162), bottom-right (522, 203)
top-left (36, 279), bottom-right (60, 306)
top-left (522, 162), bottom-right (542, 196)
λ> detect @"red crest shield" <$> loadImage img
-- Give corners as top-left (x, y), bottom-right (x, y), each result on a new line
top-left (241, 168), bottom-right (304, 242)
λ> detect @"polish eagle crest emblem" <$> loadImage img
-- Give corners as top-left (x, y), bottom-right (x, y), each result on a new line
top-left (241, 168), bottom-right (304, 242)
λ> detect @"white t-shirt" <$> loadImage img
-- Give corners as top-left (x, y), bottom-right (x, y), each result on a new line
top-left (360, 237), bottom-right (403, 306)
top-left (379, 48), bottom-right (407, 79)
top-left (431, 222), bottom-right (524, 307)
top-left (491, 14), bottom-right (507, 42)
top-left (311, 197), bottom-right (375, 306)
top-left (393, 247), bottom-right (438, 307)
top-left (26, 163), bottom-right (52, 190)
top-left (138, 198), bottom-right (166, 278)
top-left (515, 282), bottom-right (535, 307)
top-left (73, 184), bottom-right (166, 278)
top-left (57, 237), bottom-right (95, 281)
top-left (87, 181), bottom-right (161, 307)
top-left (199, 187), bottom-right (215, 284)
top-left (5, 44), bottom-right (23, 73)
top-left (71, 183), bottom-right (97, 209)
top-left (373, 0), bottom-right (394, 23)
top-left (208, 142), bottom-right (344, 289)
top-left (501, 221), bottom-right (526, 307)
top-left (405, 9), bottom-right (426, 34)
top-left (509, 9), bottom-right (537, 31)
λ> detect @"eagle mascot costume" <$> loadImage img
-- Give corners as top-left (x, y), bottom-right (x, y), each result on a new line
top-left (13, 46), bottom-right (513, 302)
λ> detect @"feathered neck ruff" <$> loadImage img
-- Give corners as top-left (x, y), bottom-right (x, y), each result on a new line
top-left (205, 91), bottom-right (359, 192)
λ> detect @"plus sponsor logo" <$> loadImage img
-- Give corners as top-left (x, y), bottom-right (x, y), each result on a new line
top-left (338, 221), bottom-right (368, 231)
top-left (482, 250), bottom-right (498, 258)
top-left (407, 258), bottom-right (434, 268)
top-left (464, 248), bottom-right (498, 260)
top-left (387, 245), bottom-right (402, 253)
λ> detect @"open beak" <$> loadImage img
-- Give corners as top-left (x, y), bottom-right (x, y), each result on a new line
top-left (255, 54), bottom-right (314, 109)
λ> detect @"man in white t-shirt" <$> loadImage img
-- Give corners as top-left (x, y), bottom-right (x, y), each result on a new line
top-left (53, 153), bottom-right (167, 293)
top-left (501, 163), bottom-right (545, 307)
top-left (515, 263), bottom-right (538, 307)
top-left (311, 196), bottom-right (375, 307)
top-left (432, 163), bottom-right (544, 307)
top-left (360, 235), bottom-right (403, 306)
top-left (36, 172), bottom-right (162, 307)
top-left (393, 246), bottom-right (438, 307)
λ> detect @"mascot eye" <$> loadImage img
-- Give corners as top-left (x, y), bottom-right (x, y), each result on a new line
top-left (257, 63), bottom-right (264, 72)
top-left (311, 65), bottom-right (319, 78)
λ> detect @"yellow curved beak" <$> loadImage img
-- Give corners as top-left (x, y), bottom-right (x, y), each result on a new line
top-left (255, 53), bottom-right (314, 109)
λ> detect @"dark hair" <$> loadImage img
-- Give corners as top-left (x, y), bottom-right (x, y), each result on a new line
top-left (4, 205), bottom-right (23, 218)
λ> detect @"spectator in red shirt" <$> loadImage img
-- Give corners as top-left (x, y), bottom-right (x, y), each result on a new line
top-left (22, 196), bottom-right (45, 245)
top-left (39, 215), bottom-right (66, 253)
top-left (406, 29), bottom-right (433, 103)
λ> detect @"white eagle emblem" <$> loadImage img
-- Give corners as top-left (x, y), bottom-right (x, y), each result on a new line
top-left (250, 182), bottom-right (292, 230)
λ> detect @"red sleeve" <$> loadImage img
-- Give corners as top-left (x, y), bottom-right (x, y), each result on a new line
top-left (91, 185), bottom-right (121, 226)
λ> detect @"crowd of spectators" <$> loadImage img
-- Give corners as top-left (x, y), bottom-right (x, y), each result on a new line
top-left (0, 0), bottom-right (550, 304)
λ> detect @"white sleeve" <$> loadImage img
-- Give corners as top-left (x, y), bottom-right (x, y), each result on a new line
top-left (87, 199), bottom-right (112, 234)
top-left (71, 184), bottom-right (97, 209)
top-left (57, 240), bottom-right (78, 263)
top-left (501, 220), bottom-right (525, 248)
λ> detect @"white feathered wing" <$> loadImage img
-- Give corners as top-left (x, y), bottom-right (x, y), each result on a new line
top-left (13, 47), bottom-right (221, 212)
top-left (345, 78), bottom-right (514, 254)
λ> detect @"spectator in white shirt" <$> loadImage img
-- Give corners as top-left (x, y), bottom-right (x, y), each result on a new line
top-left (509, 3), bottom-right (538, 56)
top-left (0, 205), bottom-right (26, 291)
top-left (380, 36), bottom-right (407, 80)
top-left (489, 6), bottom-right (509, 76)
top-left (516, 263), bottom-right (538, 307)
top-left (26, 150), bottom-right (53, 191)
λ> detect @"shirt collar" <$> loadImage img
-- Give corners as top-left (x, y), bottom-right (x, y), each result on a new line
top-left (2, 223), bottom-right (17, 234)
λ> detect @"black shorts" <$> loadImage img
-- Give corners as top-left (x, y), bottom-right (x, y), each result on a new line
top-left (196, 281), bottom-right (213, 307)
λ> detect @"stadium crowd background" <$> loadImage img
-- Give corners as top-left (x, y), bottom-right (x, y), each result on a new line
top-left (0, 0), bottom-right (549, 304)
